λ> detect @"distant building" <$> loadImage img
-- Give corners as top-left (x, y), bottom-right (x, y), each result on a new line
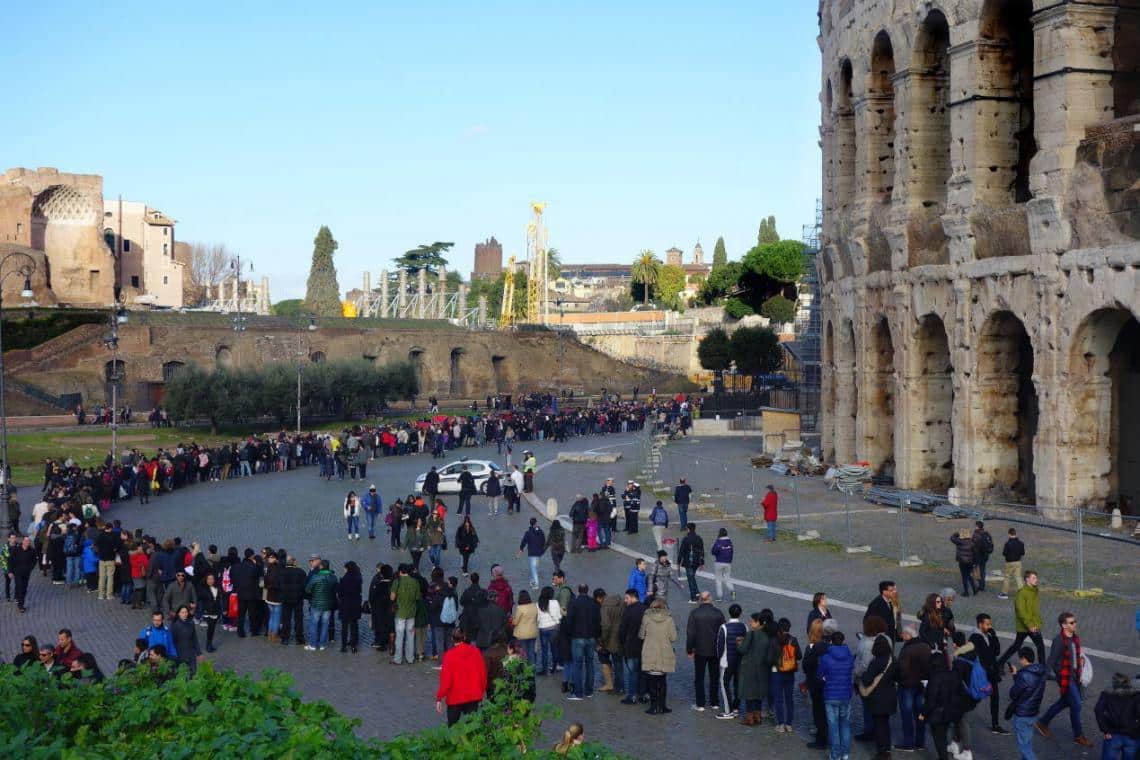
top-left (665, 247), bottom-right (683, 267)
top-left (692, 241), bottom-right (704, 266)
top-left (472, 236), bottom-right (503, 280)
top-left (103, 200), bottom-right (184, 308)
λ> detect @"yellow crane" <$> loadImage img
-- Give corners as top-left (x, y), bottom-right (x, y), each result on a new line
top-left (525, 202), bottom-right (548, 323)
top-left (499, 255), bottom-right (517, 328)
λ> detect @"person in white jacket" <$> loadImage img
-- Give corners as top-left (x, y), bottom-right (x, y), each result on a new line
top-left (343, 491), bottom-right (360, 540)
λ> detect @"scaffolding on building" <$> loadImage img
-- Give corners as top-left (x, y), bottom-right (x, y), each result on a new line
top-left (794, 198), bottom-right (823, 434)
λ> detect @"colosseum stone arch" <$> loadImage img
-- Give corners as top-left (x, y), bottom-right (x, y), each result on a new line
top-left (819, 0), bottom-right (1140, 515)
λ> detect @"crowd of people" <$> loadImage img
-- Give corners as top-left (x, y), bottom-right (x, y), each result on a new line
top-left (7, 391), bottom-right (1135, 760)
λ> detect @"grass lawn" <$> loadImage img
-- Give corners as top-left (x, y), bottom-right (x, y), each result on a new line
top-left (2, 406), bottom-right (476, 487)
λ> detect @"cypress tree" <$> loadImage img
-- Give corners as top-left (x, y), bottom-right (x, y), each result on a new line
top-left (305, 226), bottom-right (341, 317)
top-left (712, 236), bottom-right (728, 267)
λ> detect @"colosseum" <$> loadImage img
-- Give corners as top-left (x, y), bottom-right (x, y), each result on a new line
top-left (817, 0), bottom-right (1140, 515)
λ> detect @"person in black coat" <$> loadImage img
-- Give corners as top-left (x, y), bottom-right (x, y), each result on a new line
top-left (229, 551), bottom-right (263, 638)
top-left (454, 517), bottom-right (479, 576)
top-left (921, 654), bottom-right (968, 760)
top-left (618, 594), bottom-right (647, 703)
top-left (859, 635), bottom-right (898, 757)
top-left (476, 589), bottom-right (508, 650)
top-left (864, 581), bottom-right (898, 643)
top-left (337, 561), bottom-right (363, 653)
top-left (198, 572), bottom-right (224, 652)
top-left (368, 563), bottom-right (394, 652)
top-left (277, 557), bottom-right (307, 646)
top-left (968, 613), bottom-right (1005, 733)
top-left (170, 604), bottom-right (201, 676)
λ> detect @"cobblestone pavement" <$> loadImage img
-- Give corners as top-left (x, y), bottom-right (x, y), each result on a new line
top-left (2, 433), bottom-right (1129, 759)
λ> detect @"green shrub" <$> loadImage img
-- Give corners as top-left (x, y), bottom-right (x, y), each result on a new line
top-left (758, 295), bottom-right (797, 324)
top-left (0, 659), bottom-right (624, 759)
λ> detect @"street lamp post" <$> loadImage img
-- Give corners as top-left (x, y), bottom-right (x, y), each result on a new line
top-left (555, 298), bottom-right (565, 395)
top-left (104, 306), bottom-right (128, 463)
top-left (0, 252), bottom-right (37, 496)
top-left (296, 317), bottom-right (317, 433)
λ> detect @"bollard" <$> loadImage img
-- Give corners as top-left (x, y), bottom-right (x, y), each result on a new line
top-left (794, 477), bottom-right (819, 542)
top-left (546, 498), bottom-right (558, 520)
top-left (1076, 506), bottom-right (1084, 592)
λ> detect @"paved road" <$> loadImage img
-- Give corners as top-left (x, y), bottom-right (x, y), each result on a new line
top-left (1, 432), bottom-right (1125, 759)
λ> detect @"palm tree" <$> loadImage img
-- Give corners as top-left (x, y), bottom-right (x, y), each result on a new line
top-left (546, 247), bottom-right (562, 280)
top-left (631, 249), bottom-right (662, 306)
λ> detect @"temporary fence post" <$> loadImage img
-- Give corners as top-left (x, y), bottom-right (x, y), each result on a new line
top-left (794, 478), bottom-right (802, 536)
top-left (1076, 506), bottom-right (1084, 592)
top-left (845, 489), bottom-right (852, 547)
top-left (899, 500), bottom-right (906, 561)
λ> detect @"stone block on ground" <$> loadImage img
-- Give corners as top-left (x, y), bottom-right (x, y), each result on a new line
top-left (556, 451), bottom-right (623, 464)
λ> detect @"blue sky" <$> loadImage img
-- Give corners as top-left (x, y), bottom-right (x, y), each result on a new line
top-left (2, 1), bottom-right (821, 300)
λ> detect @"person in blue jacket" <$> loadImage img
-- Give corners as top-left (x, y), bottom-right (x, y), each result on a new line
top-left (626, 558), bottom-right (648, 602)
top-left (81, 539), bottom-right (99, 592)
top-left (140, 610), bottom-right (177, 658)
top-left (817, 630), bottom-right (855, 760)
top-left (1007, 646), bottom-right (1046, 760)
top-left (361, 484), bottom-right (383, 540)
top-left (649, 501), bottom-right (669, 551)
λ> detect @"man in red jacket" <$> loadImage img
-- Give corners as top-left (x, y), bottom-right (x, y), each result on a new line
top-left (760, 485), bottom-right (778, 542)
top-left (436, 629), bottom-right (487, 726)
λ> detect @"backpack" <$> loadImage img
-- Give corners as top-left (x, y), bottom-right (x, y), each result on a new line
top-left (980, 531), bottom-right (994, 556)
top-left (440, 594), bottom-right (458, 625)
top-left (959, 656), bottom-right (993, 701)
top-left (778, 641), bottom-right (798, 673)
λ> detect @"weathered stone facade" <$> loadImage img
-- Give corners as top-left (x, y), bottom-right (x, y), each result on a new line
top-left (818, 0), bottom-right (1140, 514)
top-left (0, 168), bottom-right (115, 307)
top-left (4, 316), bottom-right (686, 414)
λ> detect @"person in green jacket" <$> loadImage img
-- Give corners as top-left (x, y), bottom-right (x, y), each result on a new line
top-left (304, 560), bottom-right (338, 651)
top-left (391, 563), bottom-right (422, 664)
top-left (736, 610), bottom-right (773, 726)
top-left (997, 570), bottom-right (1045, 668)
top-left (407, 519), bottom-right (428, 575)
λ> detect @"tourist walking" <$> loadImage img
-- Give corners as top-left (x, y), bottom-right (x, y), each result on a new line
top-left (818, 630), bottom-right (855, 756)
top-left (599, 587), bottom-right (624, 694)
top-left (639, 598), bottom-right (677, 715)
top-left (509, 465), bottom-right (525, 512)
top-left (545, 518), bottom-right (566, 573)
top-left (455, 516), bottom-right (479, 576)
top-left (406, 518), bottom-right (428, 575)
top-left (367, 563), bottom-right (394, 652)
top-left (997, 528), bottom-right (1025, 600)
top-left (518, 517), bottom-right (546, 589)
top-left (673, 478), bottom-right (691, 530)
top-left (760, 484), bottom-right (778, 541)
top-left (922, 652), bottom-right (970, 760)
top-left (1094, 673), bottom-right (1140, 760)
top-left (626, 558), bottom-right (647, 602)
top-left (801, 619), bottom-right (833, 749)
top-left (170, 604), bottom-right (201, 676)
top-left (710, 527), bottom-right (734, 602)
top-left (1036, 611), bottom-right (1092, 747)
top-left (807, 591), bottom-right (833, 635)
top-left (649, 500), bottom-right (669, 551)
top-left (1008, 647), bottom-right (1046, 760)
top-left (569, 495), bottom-right (589, 554)
top-left (677, 523), bottom-right (704, 603)
top-left (997, 570), bottom-right (1046, 668)
top-left (426, 511), bottom-right (446, 570)
top-left (969, 613), bottom-right (1007, 734)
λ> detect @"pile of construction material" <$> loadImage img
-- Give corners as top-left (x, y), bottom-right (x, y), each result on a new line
top-left (864, 488), bottom-right (948, 512)
top-left (824, 464), bottom-right (872, 494)
top-left (751, 448), bottom-right (828, 477)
